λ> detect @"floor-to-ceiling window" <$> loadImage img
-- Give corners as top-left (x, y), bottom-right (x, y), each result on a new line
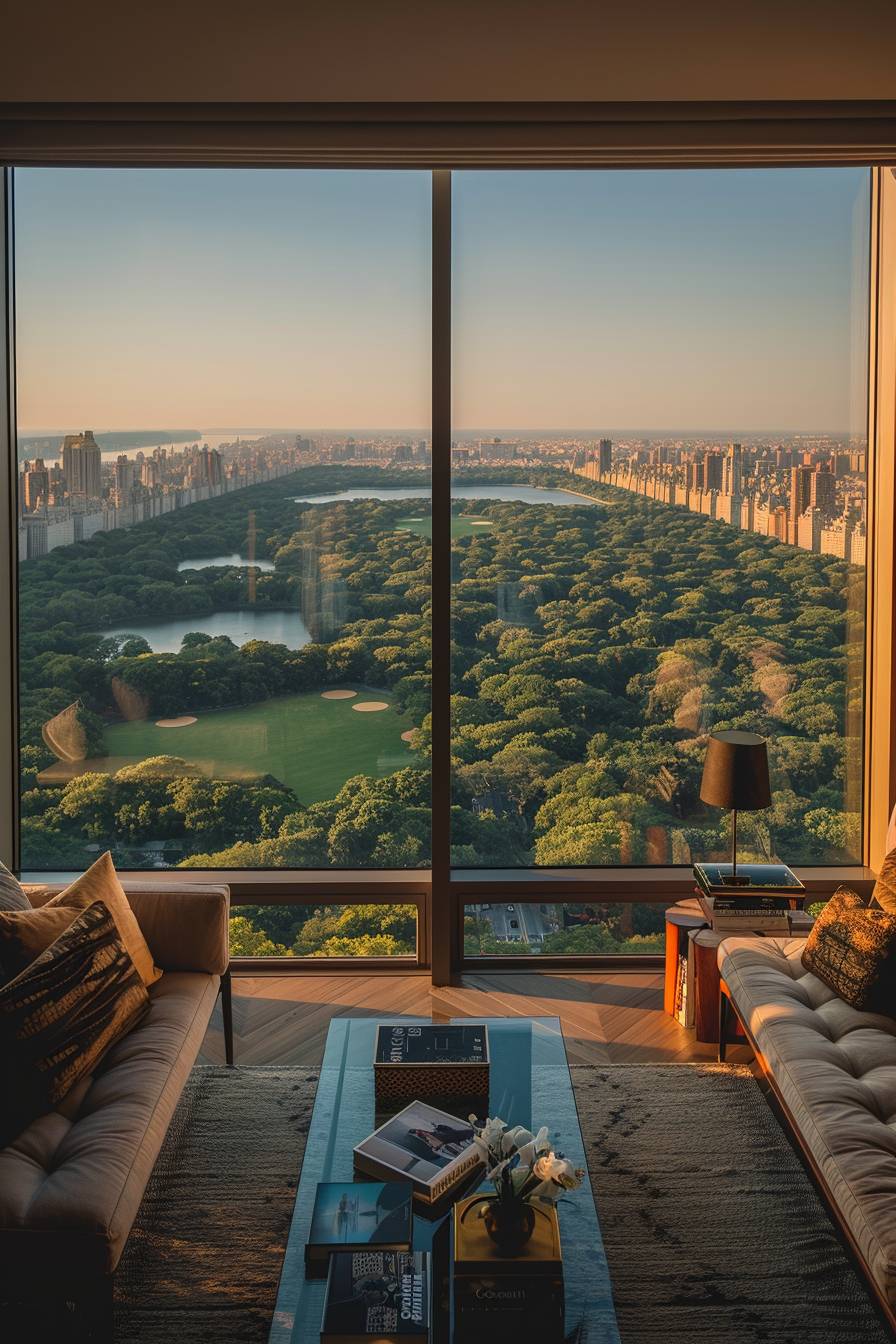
top-left (8, 164), bottom-right (874, 963)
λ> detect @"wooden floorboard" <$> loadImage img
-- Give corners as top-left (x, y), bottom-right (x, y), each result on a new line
top-left (200, 970), bottom-right (751, 1067)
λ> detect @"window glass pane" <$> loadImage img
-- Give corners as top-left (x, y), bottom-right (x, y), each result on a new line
top-left (451, 169), bottom-right (869, 867)
top-left (231, 903), bottom-right (417, 958)
top-left (463, 902), bottom-right (668, 955)
top-left (16, 169), bottom-right (431, 871)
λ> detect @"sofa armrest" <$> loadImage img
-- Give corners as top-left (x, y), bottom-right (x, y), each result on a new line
top-left (121, 884), bottom-right (230, 974)
top-left (26, 881), bottom-right (230, 975)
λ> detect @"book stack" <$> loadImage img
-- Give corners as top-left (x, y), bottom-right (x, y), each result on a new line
top-left (321, 1250), bottom-right (431, 1343)
top-left (673, 942), bottom-right (694, 1027)
top-left (693, 861), bottom-right (804, 934)
top-left (452, 1195), bottom-right (564, 1343)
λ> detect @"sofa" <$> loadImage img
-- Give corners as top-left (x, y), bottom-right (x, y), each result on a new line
top-left (0, 881), bottom-right (233, 1337)
top-left (718, 933), bottom-right (896, 1330)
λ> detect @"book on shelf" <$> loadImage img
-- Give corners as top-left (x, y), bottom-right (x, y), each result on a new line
top-left (373, 1024), bottom-right (489, 1105)
top-left (304, 1182), bottom-right (413, 1278)
top-left (321, 1250), bottom-right (430, 1343)
top-left (693, 861), bottom-right (804, 899)
top-left (697, 894), bottom-right (790, 933)
top-left (353, 1101), bottom-right (482, 1206)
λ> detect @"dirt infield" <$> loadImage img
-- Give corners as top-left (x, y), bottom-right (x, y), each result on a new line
top-left (155, 716), bottom-right (198, 728)
top-left (353, 701), bottom-right (389, 712)
top-left (320, 689), bottom-right (358, 700)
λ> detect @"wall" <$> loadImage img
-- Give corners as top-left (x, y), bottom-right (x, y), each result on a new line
top-left (1, 0), bottom-right (895, 104)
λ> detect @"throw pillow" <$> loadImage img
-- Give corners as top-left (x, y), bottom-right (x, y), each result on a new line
top-left (46, 851), bottom-right (162, 987)
top-left (0, 905), bottom-right (85, 983)
top-left (0, 860), bottom-right (30, 912)
top-left (802, 887), bottom-right (896, 1013)
top-left (872, 847), bottom-right (896, 915)
top-left (0, 900), bottom-right (149, 1148)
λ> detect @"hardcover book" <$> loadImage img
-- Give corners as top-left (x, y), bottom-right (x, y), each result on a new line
top-left (452, 1195), bottom-right (562, 1275)
top-left (321, 1250), bottom-right (430, 1343)
top-left (304, 1182), bottom-right (413, 1278)
top-left (693, 862), bottom-right (804, 897)
top-left (697, 894), bottom-right (790, 933)
top-left (353, 1101), bottom-right (482, 1205)
top-left (374, 1024), bottom-right (490, 1104)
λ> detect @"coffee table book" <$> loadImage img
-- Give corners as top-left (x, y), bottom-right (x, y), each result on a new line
top-left (304, 1182), bottom-right (413, 1278)
top-left (452, 1196), bottom-right (564, 1342)
top-left (353, 1101), bottom-right (482, 1206)
top-left (374, 1024), bottom-right (490, 1105)
top-left (693, 861), bottom-right (804, 898)
top-left (320, 1250), bottom-right (430, 1343)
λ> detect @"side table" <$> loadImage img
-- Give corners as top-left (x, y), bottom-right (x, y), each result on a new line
top-left (665, 899), bottom-right (814, 1044)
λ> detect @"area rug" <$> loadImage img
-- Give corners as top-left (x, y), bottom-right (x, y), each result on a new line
top-left (109, 1063), bottom-right (889, 1343)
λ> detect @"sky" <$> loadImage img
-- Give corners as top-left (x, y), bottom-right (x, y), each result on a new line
top-left (14, 166), bottom-right (870, 434)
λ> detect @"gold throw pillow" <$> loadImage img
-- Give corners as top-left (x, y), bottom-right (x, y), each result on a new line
top-left (46, 852), bottom-right (162, 987)
top-left (802, 886), bottom-right (896, 1013)
top-left (872, 847), bottom-right (896, 916)
top-left (0, 900), bottom-right (149, 1148)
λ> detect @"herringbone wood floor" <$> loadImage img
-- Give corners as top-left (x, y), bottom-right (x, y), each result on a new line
top-left (200, 970), bottom-right (748, 1067)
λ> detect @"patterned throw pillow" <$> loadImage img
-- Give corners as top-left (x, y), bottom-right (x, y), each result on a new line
top-left (872, 847), bottom-right (896, 915)
top-left (0, 860), bottom-right (30, 912)
top-left (0, 900), bottom-right (149, 1148)
top-left (45, 851), bottom-right (162, 988)
top-left (802, 886), bottom-right (896, 1013)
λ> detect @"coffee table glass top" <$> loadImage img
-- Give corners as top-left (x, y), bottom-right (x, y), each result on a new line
top-left (268, 1016), bottom-right (620, 1344)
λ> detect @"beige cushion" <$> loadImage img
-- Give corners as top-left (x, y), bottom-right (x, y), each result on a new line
top-left (46, 853), bottom-right (162, 987)
top-left (0, 861), bottom-right (29, 912)
top-left (0, 904), bottom-right (83, 981)
top-left (719, 935), bottom-right (896, 1308)
top-left (0, 969), bottom-right (218, 1278)
top-left (873, 847), bottom-right (896, 915)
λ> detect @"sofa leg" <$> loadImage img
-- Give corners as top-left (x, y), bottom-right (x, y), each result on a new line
top-left (221, 969), bottom-right (235, 1068)
top-left (718, 990), bottom-right (730, 1063)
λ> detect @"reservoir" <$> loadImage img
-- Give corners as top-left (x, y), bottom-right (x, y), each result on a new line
top-left (177, 553), bottom-right (275, 572)
top-left (102, 608), bottom-right (309, 654)
top-left (292, 484), bottom-right (603, 507)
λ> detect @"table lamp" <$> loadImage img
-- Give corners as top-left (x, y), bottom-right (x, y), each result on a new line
top-left (699, 730), bottom-right (771, 884)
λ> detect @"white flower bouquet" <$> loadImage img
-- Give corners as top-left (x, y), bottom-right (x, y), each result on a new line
top-left (470, 1114), bottom-right (585, 1212)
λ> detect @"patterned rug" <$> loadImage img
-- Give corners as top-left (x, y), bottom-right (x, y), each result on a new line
top-left (107, 1063), bottom-right (888, 1343)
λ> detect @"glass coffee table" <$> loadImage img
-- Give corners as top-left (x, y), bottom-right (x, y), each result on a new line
top-left (268, 1016), bottom-right (620, 1343)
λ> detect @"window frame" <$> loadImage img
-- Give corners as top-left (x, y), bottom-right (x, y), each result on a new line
top-left (1, 105), bottom-right (893, 984)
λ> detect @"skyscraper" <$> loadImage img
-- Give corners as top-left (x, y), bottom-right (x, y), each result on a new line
top-left (788, 464), bottom-right (813, 544)
top-left (65, 430), bottom-right (102, 499)
top-left (811, 464), bottom-right (836, 514)
top-left (598, 438), bottom-right (613, 476)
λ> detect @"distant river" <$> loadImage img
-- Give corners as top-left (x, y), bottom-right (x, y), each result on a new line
top-left (177, 553), bottom-right (275, 573)
top-left (292, 484), bottom-right (605, 507)
top-left (102, 608), bottom-right (309, 654)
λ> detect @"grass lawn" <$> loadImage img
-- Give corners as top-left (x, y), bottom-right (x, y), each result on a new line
top-left (101, 687), bottom-right (418, 804)
top-left (396, 515), bottom-right (493, 539)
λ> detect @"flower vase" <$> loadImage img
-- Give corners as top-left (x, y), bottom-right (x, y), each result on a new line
top-left (482, 1198), bottom-right (536, 1254)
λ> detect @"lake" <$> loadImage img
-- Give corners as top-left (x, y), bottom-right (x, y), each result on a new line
top-left (292, 484), bottom-right (604, 507)
top-left (177, 553), bottom-right (275, 572)
top-left (102, 608), bottom-right (309, 654)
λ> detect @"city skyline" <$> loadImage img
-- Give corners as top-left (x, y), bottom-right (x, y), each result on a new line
top-left (14, 167), bottom-right (869, 433)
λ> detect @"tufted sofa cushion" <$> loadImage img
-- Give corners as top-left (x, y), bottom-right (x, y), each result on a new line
top-left (719, 935), bottom-right (896, 1309)
top-left (0, 970), bottom-right (218, 1282)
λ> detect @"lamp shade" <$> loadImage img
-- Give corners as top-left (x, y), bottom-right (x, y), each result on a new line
top-left (699, 731), bottom-right (771, 811)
